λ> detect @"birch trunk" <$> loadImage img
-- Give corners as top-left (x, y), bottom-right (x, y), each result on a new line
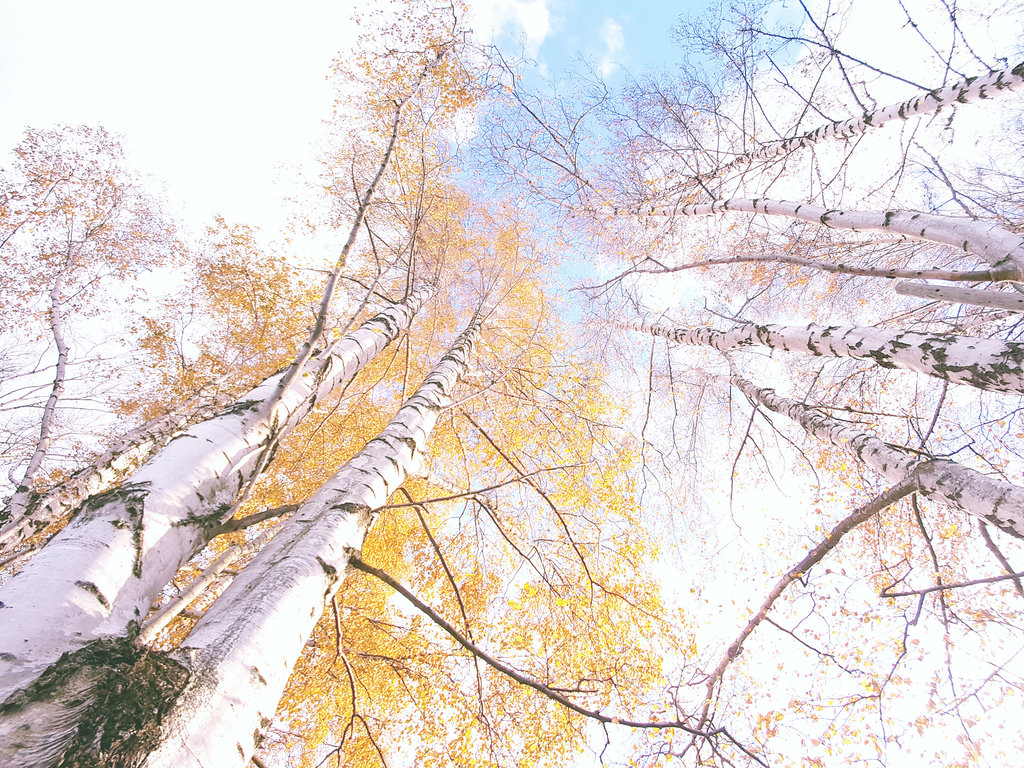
top-left (5, 258), bottom-right (72, 524)
top-left (0, 397), bottom-right (227, 556)
top-left (136, 307), bottom-right (481, 768)
top-left (617, 197), bottom-right (1024, 279)
top-left (632, 320), bottom-right (1024, 394)
top-left (896, 281), bottom-right (1024, 312)
top-left (706, 61), bottom-right (1024, 180)
top-left (0, 286), bottom-right (432, 709)
top-left (136, 523), bottom-right (282, 644)
top-left (628, 253), bottom-right (1015, 283)
top-left (0, 306), bottom-right (485, 768)
top-left (730, 375), bottom-right (1024, 538)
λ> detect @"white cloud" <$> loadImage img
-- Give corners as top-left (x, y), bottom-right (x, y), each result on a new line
top-left (469, 0), bottom-right (553, 56)
top-left (598, 17), bottom-right (625, 79)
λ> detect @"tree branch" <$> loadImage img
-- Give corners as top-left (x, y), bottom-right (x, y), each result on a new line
top-left (348, 555), bottom-right (766, 766)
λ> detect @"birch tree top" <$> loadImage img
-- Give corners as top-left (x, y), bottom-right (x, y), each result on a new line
top-left (1, 0), bottom-right (1023, 766)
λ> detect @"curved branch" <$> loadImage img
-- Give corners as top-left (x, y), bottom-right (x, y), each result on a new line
top-left (348, 555), bottom-right (767, 766)
top-left (703, 479), bottom-right (916, 701)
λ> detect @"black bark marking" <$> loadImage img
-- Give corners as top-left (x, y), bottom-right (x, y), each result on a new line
top-left (74, 581), bottom-right (110, 610)
top-left (77, 482), bottom-right (150, 578)
top-left (173, 503), bottom-right (233, 542)
top-left (219, 399), bottom-right (261, 417)
top-left (251, 666), bottom-right (268, 686)
top-left (0, 636), bottom-right (190, 767)
top-left (316, 556), bottom-right (339, 591)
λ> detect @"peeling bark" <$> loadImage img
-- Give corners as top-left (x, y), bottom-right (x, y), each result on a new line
top-left (731, 375), bottom-right (1024, 538)
top-left (633, 320), bottom-right (1024, 394)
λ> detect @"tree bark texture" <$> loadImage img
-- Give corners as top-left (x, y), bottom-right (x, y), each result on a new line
top-left (707, 61), bottom-right (1024, 180)
top-left (137, 304), bottom-right (483, 768)
top-left (633, 320), bottom-right (1024, 394)
top-left (629, 252), bottom-right (1013, 283)
top-left (0, 398), bottom-right (227, 556)
top-left (0, 286), bottom-right (432, 709)
top-left (730, 375), bottom-right (1024, 539)
top-left (5, 259), bottom-right (73, 526)
top-left (617, 197), bottom-right (1024, 279)
top-left (896, 281), bottom-right (1024, 312)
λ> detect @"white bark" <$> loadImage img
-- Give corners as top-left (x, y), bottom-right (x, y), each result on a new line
top-left (629, 253), bottom-right (1016, 283)
top-left (709, 61), bottom-right (1024, 178)
top-left (617, 197), bottom-right (1024, 279)
top-left (271, 45), bottom-right (449, 413)
top-left (5, 259), bottom-right (72, 523)
top-left (139, 306), bottom-right (484, 768)
top-left (136, 524), bottom-right (281, 645)
top-left (731, 375), bottom-right (1024, 538)
top-left (632, 320), bottom-right (1024, 394)
top-left (0, 398), bottom-right (226, 556)
top-left (896, 281), bottom-right (1024, 312)
top-left (0, 286), bottom-right (432, 706)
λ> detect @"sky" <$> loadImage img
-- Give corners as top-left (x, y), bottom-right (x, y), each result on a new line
top-left (0, 0), bottom-right (701, 237)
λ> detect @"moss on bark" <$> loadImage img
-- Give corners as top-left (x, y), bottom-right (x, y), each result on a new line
top-left (0, 636), bottom-right (189, 767)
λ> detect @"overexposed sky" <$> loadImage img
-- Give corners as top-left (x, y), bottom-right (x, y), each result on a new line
top-left (0, 0), bottom-right (695, 235)
top-left (0, 0), bottom-right (362, 233)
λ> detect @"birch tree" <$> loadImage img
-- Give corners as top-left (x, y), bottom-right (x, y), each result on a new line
top-left (1, 125), bottom-right (178, 530)
top-left (499, 0), bottom-right (1024, 761)
top-left (0, 4), bottom-right (471, 737)
top-left (0, 302), bottom-right (485, 768)
top-left (630, 318), bottom-right (1024, 395)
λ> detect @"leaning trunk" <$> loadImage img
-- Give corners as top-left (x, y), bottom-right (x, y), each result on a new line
top-left (0, 304), bottom-right (485, 768)
top-left (730, 374), bottom-right (1024, 538)
top-left (618, 197), bottom-right (1024, 279)
top-left (0, 286), bottom-right (432, 709)
top-left (632, 320), bottom-right (1024, 394)
top-left (703, 60), bottom-right (1024, 182)
top-left (139, 307), bottom-right (483, 768)
top-left (0, 397), bottom-right (228, 557)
